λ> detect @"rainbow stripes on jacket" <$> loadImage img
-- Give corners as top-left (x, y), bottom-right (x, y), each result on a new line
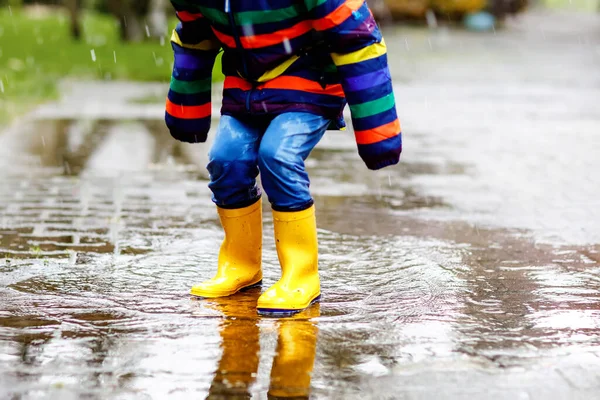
top-left (166, 0), bottom-right (402, 170)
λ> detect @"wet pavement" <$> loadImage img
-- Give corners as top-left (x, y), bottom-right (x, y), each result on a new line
top-left (1, 9), bottom-right (600, 400)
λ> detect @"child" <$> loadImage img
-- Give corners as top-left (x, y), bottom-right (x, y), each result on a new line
top-left (165, 0), bottom-right (402, 316)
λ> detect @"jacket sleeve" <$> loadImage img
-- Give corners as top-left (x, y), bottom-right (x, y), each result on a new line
top-left (307, 0), bottom-right (402, 170)
top-left (165, 3), bottom-right (221, 143)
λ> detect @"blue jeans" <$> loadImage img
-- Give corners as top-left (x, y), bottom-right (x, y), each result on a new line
top-left (207, 112), bottom-right (330, 212)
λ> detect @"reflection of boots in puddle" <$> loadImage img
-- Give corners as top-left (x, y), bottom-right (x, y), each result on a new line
top-left (206, 292), bottom-right (261, 400)
top-left (268, 305), bottom-right (320, 399)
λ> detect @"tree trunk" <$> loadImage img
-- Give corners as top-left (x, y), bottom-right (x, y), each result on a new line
top-left (368, 0), bottom-right (393, 24)
top-left (147, 0), bottom-right (168, 38)
top-left (108, 0), bottom-right (149, 42)
top-left (64, 0), bottom-right (82, 40)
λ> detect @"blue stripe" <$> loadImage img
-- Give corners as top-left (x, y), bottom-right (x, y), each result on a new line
top-left (165, 113), bottom-right (211, 137)
top-left (357, 134), bottom-right (402, 168)
top-left (336, 54), bottom-right (388, 78)
top-left (175, 53), bottom-right (207, 70)
top-left (352, 108), bottom-right (398, 131)
top-left (168, 90), bottom-right (211, 106)
top-left (345, 80), bottom-right (393, 104)
top-left (173, 67), bottom-right (209, 81)
top-left (344, 67), bottom-right (390, 93)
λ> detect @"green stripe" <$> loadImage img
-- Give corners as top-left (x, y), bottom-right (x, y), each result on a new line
top-left (198, 7), bottom-right (229, 25)
top-left (305, 0), bottom-right (328, 11)
top-left (237, 6), bottom-right (301, 25)
top-left (199, 5), bottom-right (302, 26)
top-left (323, 62), bottom-right (337, 73)
top-left (170, 77), bottom-right (212, 94)
top-left (350, 93), bottom-right (396, 119)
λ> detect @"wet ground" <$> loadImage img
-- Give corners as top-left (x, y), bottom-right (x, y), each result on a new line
top-left (1, 9), bottom-right (600, 400)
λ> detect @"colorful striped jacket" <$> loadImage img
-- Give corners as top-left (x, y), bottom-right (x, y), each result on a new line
top-left (166, 0), bottom-right (402, 170)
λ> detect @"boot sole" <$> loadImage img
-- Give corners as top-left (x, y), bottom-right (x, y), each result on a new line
top-left (190, 280), bottom-right (263, 299)
top-left (257, 295), bottom-right (321, 318)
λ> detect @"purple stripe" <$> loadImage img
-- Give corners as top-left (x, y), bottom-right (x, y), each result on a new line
top-left (344, 67), bottom-right (390, 93)
top-left (175, 53), bottom-right (204, 70)
top-left (222, 100), bottom-right (342, 120)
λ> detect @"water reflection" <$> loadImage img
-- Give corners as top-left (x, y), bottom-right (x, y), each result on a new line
top-left (268, 306), bottom-right (319, 399)
top-left (200, 291), bottom-right (319, 399)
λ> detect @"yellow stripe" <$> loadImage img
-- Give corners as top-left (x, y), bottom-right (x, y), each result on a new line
top-left (170, 30), bottom-right (220, 51)
top-left (331, 39), bottom-right (387, 67)
top-left (256, 55), bottom-right (300, 83)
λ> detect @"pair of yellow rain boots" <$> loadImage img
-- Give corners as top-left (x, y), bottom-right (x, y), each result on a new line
top-left (189, 198), bottom-right (320, 316)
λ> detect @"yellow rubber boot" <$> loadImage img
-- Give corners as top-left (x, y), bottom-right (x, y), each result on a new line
top-left (190, 199), bottom-right (263, 298)
top-left (257, 206), bottom-right (320, 316)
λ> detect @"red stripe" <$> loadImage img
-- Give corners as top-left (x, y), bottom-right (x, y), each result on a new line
top-left (166, 98), bottom-right (211, 120)
top-left (314, 0), bottom-right (364, 31)
top-left (263, 77), bottom-right (345, 97)
top-left (177, 11), bottom-right (203, 22)
top-left (211, 28), bottom-right (236, 48)
top-left (355, 119), bottom-right (401, 145)
top-left (212, 21), bottom-right (312, 49)
top-left (224, 76), bottom-right (345, 97)
top-left (224, 76), bottom-right (253, 90)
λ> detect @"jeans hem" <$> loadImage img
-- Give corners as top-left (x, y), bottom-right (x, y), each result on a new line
top-left (271, 199), bottom-right (314, 213)
top-left (216, 196), bottom-right (262, 210)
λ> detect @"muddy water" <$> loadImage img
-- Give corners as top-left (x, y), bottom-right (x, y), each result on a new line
top-left (2, 10), bottom-right (600, 400)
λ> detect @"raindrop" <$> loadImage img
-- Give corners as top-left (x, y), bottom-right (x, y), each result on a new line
top-left (404, 38), bottom-right (410, 51)
top-left (90, 49), bottom-right (97, 62)
top-left (0, 80), bottom-right (4, 94)
top-left (283, 38), bottom-right (292, 54)
top-left (145, 25), bottom-right (151, 37)
top-left (152, 52), bottom-right (164, 66)
top-left (69, 251), bottom-right (77, 265)
top-left (113, 51), bottom-right (117, 63)
top-left (160, 36), bottom-right (165, 46)
top-left (425, 10), bottom-right (438, 29)
top-left (388, 174), bottom-right (392, 187)
top-left (242, 24), bottom-right (254, 37)
top-left (41, 135), bottom-right (46, 148)
top-left (225, 0), bottom-right (230, 12)
top-left (8, 6), bottom-right (12, 16)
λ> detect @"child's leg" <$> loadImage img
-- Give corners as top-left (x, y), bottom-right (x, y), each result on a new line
top-left (207, 115), bottom-right (262, 208)
top-left (256, 112), bottom-right (331, 315)
top-left (190, 115), bottom-right (264, 298)
top-left (257, 113), bottom-right (330, 211)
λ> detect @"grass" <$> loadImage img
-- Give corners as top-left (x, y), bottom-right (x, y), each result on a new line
top-left (542, 0), bottom-right (599, 10)
top-left (0, 6), bottom-right (222, 125)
